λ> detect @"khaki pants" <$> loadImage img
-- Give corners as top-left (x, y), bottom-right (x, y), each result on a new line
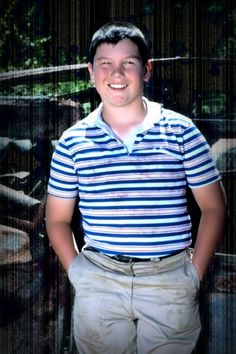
top-left (68, 249), bottom-right (201, 354)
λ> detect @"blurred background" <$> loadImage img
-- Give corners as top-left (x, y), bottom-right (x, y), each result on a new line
top-left (0, 0), bottom-right (235, 353)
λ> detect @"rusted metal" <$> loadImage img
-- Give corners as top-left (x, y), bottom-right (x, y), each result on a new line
top-left (0, 224), bottom-right (31, 264)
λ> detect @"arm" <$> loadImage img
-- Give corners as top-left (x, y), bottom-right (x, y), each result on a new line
top-left (45, 194), bottom-right (78, 271)
top-left (191, 180), bottom-right (227, 280)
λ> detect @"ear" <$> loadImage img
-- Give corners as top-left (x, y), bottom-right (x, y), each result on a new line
top-left (143, 60), bottom-right (152, 82)
top-left (87, 63), bottom-right (95, 82)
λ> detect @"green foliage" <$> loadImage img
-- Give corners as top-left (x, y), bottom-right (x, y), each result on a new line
top-left (0, 80), bottom-right (92, 97)
top-left (0, 0), bottom-right (51, 71)
top-left (192, 92), bottom-right (227, 118)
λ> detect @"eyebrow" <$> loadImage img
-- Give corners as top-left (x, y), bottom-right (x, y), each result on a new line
top-left (95, 55), bottom-right (141, 62)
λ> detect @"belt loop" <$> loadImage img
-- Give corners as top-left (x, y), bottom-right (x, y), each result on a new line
top-left (150, 256), bottom-right (161, 263)
top-left (186, 247), bottom-right (194, 262)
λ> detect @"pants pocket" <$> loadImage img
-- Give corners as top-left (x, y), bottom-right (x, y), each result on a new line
top-left (67, 254), bottom-right (82, 289)
top-left (188, 258), bottom-right (201, 291)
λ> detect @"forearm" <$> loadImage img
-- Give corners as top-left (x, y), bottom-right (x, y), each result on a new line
top-left (46, 221), bottom-right (78, 271)
top-left (45, 195), bottom-right (78, 271)
top-left (192, 208), bottom-right (226, 280)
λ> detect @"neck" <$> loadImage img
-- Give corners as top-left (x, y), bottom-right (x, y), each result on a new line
top-left (101, 100), bottom-right (147, 140)
top-left (102, 99), bottom-right (147, 128)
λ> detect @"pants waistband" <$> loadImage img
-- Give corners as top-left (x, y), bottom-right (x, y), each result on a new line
top-left (83, 246), bottom-right (184, 263)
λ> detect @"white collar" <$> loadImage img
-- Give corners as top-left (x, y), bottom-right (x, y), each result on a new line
top-left (83, 97), bottom-right (163, 130)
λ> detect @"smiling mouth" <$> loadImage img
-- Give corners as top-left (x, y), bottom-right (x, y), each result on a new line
top-left (108, 84), bottom-right (127, 89)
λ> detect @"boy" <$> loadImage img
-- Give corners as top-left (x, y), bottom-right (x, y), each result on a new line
top-left (46, 22), bottom-right (226, 354)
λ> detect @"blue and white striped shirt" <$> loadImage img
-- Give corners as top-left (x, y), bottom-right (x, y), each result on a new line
top-left (48, 98), bottom-right (220, 258)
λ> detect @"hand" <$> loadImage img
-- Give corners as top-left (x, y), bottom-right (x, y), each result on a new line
top-left (192, 260), bottom-right (204, 282)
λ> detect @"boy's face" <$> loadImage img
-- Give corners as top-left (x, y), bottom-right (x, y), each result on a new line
top-left (88, 38), bottom-right (151, 109)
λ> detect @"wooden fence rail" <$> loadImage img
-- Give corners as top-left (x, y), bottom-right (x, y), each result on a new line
top-left (0, 57), bottom-right (233, 82)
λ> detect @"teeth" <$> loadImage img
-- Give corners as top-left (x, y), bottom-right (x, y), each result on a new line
top-left (109, 84), bottom-right (126, 89)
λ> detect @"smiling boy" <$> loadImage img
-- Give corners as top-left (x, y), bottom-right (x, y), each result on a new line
top-left (46, 22), bottom-right (226, 354)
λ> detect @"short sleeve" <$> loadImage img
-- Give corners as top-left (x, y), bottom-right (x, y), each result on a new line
top-left (47, 136), bottom-right (79, 198)
top-left (183, 123), bottom-right (221, 188)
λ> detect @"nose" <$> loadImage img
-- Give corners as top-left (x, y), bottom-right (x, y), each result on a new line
top-left (111, 64), bottom-right (124, 77)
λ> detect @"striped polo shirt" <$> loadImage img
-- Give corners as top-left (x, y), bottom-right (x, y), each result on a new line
top-left (48, 97), bottom-right (220, 258)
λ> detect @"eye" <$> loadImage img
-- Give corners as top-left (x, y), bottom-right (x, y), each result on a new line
top-left (100, 60), bottom-right (111, 66)
top-left (123, 60), bottom-right (135, 65)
